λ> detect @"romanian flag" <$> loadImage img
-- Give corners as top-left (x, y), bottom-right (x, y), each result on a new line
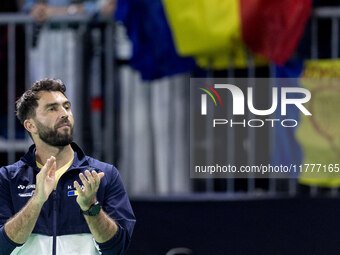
top-left (162, 0), bottom-right (265, 69)
top-left (115, 0), bottom-right (312, 78)
top-left (162, 0), bottom-right (312, 69)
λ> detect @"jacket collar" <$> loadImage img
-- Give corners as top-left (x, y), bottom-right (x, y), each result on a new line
top-left (21, 142), bottom-right (88, 170)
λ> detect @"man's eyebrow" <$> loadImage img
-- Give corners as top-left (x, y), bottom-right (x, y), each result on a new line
top-left (44, 103), bottom-right (59, 109)
top-left (44, 101), bottom-right (71, 109)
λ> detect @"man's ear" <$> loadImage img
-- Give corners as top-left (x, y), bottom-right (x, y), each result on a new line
top-left (24, 119), bottom-right (37, 134)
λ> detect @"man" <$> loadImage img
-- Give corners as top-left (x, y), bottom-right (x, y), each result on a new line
top-left (0, 79), bottom-right (135, 254)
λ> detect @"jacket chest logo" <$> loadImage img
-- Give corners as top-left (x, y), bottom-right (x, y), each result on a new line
top-left (18, 184), bottom-right (35, 190)
top-left (17, 184), bottom-right (36, 197)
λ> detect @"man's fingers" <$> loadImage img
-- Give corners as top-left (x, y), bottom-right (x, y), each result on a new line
top-left (77, 171), bottom-right (104, 198)
top-left (74, 181), bottom-right (84, 195)
top-left (92, 171), bottom-right (105, 190)
top-left (79, 173), bottom-right (90, 191)
top-left (48, 161), bottom-right (57, 178)
top-left (92, 171), bottom-right (105, 181)
top-left (98, 172), bottom-right (105, 180)
top-left (41, 156), bottom-right (56, 176)
top-left (92, 171), bottom-right (100, 185)
top-left (85, 170), bottom-right (95, 189)
top-left (44, 156), bottom-right (55, 168)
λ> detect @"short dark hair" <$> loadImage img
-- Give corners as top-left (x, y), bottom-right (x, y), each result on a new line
top-left (16, 78), bottom-right (67, 124)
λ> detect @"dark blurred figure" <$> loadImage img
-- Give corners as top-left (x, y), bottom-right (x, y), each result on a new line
top-left (0, 0), bottom-right (26, 166)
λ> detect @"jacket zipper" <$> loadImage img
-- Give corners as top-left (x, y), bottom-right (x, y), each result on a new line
top-left (50, 167), bottom-right (80, 255)
top-left (51, 167), bottom-right (89, 255)
top-left (52, 190), bottom-right (57, 255)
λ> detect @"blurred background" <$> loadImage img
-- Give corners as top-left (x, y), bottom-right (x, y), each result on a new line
top-left (1, 0), bottom-right (340, 254)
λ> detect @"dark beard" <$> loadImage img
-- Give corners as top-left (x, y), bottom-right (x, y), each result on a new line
top-left (35, 119), bottom-right (73, 147)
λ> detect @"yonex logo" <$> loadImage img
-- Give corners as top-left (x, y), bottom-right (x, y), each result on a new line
top-left (17, 184), bottom-right (36, 190)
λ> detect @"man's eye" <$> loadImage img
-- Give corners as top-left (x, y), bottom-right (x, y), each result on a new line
top-left (48, 107), bottom-right (56, 111)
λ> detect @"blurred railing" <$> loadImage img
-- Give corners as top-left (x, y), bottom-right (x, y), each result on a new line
top-left (0, 13), bottom-right (115, 164)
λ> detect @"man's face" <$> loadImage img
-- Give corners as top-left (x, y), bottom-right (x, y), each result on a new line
top-left (33, 91), bottom-right (74, 147)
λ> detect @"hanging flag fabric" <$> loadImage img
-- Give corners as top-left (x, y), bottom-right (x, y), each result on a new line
top-left (240, 0), bottom-right (312, 65)
top-left (162, 0), bottom-right (267, 69)
top-left (194, 42), bottom-right (267, 70)
top-left (271, 59), bottom-right (304, 177)
top-left (162, 0), bottom-right (240, 56)
top-left (297, 59), bottom-right (340, 187)
top-left (115, 0), bottom-right (195, 80)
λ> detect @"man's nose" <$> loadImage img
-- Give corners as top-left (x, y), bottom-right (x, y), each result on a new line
top-left (60, 107), bottom-right (69, 119)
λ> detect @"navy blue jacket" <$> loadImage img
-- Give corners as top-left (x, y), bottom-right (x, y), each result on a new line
top-left (0, 143), bottom-right (135, 255)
